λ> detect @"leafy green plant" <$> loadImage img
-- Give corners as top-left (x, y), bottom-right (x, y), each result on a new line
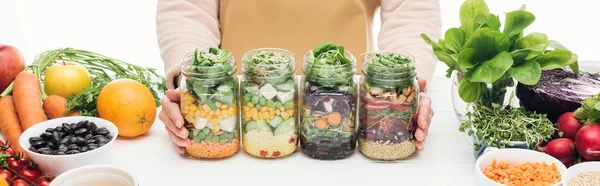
top-left (574, 94), bottom-right (600, 124)
top-left (459, 103), bottom-right (555, 153)
top-left (304, 42), bottom-right (354, 87)
top-left (364, 52), bottom-right (416, 89)
top-left (421, 0), bottom-right (579, 104)
top-left (185, 48), bottom-right (237, 110)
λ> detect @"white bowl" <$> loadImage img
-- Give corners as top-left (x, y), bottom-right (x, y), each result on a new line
top-left (19, 116), bottom-right (118, 176)
top-left (561, 161), bottom-right (600, 186)
top-left (50, 165), bottom-right (138, 186)
top-left (475, 148), bottom-right (567, 186)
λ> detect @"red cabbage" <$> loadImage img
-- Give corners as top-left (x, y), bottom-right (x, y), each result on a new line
top-left (516, 68), bottom-right (600, 122)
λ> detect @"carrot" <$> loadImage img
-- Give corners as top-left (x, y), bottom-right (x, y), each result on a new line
top-left (43, 95), bottom-right (68, 119)
top-left (13, 71), bottom-right (46, 130)
top-left (327, 112), bottom-right (342, 125)
top-left (0, 96), bottom-right (27, 159)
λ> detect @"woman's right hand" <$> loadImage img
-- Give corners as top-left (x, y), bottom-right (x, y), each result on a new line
top-left (159, 89), bottom-right (190, 154)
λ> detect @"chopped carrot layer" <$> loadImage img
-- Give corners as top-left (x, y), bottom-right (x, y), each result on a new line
top-left (483, 159), bottom-right (561, 186)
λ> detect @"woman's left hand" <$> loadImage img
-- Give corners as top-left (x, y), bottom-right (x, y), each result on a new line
top-left (414, 78), bottom-right (434, 150)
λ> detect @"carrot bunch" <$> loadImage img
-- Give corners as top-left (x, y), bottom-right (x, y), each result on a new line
top-left (483, 159), bottom-right (561, 186)
top-left (0, 71), bottom-right (75, 158)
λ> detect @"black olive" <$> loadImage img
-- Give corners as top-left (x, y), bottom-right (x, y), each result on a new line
top-left (95, 127), bottom-right (110, 135)
top-left (74, 137), bottom-right (87, 146)
top-left (40, 132), bottom-right (52, 140)
top-left (32, 141), bottom-right (47, 148)
top-left (52, 131), bottom-right (62, 143)
top-left (106, 134), bottom-right (113, 140)
top-left (80, 146), bottom-right (88, 152)
top-left (92, 135), bottom-right (106, 141)
top-left (100, 138), bottom-right (111, 144)
top-left (48, 142), bottom-right (58, 150)
top-left (62, 123), bottom-right (73, 133)
top-left (68, 144), bottom-right (79, 150)
top-left (88, 144), bottom-right (98, 150)
top-left (37, 147), bottom-right (51, 152)
top-left (65, 150), bottom-right (80, 154)
top-left (98, 142), bottom-right (107, 147)
top-left (39, 149), bottom-right (52, 155)
top-left (75, 121), bottom-right (86, 129)
top-left (88, 122), bottom-right (98, 131)
top-left (58, 144), bottom-right (68, 152)
top-left (58, 131), bottom-right (66, 137)
top-left (85, 134), bottom-right (93, 139)
top-left (29, 136), bottom-right (43, 144)
top-left (87, 139), bottom-right (99, 144)
top-left (45, 128), bottom-right (55, 133)
top-left (74, 128), bottom-right (88, 136)
top-left (28, 146), bottom-right (37, 152)
top-left (55, 152), bottom-right (66, 155)
top-left (55, 126), bottom-right (64, 132)
top-left (60, 137), bottom-right (71, 145)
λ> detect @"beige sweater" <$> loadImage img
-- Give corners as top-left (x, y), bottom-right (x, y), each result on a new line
top-left (157, 0), bottom-right (441, 89)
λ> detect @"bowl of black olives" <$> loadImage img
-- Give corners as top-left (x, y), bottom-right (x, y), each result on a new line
top-left (19, 116), bottom-right (118, 175)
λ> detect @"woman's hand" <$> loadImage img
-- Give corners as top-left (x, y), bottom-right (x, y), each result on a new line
top-left (158, 89), bottom-right (190, 154)
top-left (414, 78), bottom-right (434, 150)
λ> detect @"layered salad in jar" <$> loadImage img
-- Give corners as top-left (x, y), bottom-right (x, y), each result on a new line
top-left (300, 42), bottom-right (358, 160)
top-left (358, 52), bottom-right (419, 160)
top-left (180, 48), bottom-right (240, 159)
top-left (241, 49), bottom-right (298, 158)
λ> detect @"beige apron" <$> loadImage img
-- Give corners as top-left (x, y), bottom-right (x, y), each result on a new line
top-left (219, 0), bottom-right (378, 75)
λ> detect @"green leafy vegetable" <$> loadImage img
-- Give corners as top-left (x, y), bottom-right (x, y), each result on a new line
top-left (421, 0), bottom-right (579, 104)
top-left (186, 48), bottom-right (237, 109)
top-left (459, 104), bottom-right (555, 153)
top-left (574, 94), bottom-right (600, 124)
top-left (305, 42), bottom-right (354, 89)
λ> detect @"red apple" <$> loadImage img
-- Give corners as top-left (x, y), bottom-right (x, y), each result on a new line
top-left (0, 44), bottom-right (26, 93)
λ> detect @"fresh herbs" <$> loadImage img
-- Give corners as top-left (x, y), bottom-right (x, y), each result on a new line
top-left (185, 48), bottom-right (236, 110)
top-left (459, 104), bottom-right (555, 153)
top-left (364, 52), bottom-right (416, 89)
top-left (421, 0), bottom-right (579, 104)
top-left (244, 50), bottom-right (294, 86)
top-left (574, 94), bottom-right (600, 124)
top-left (6, 48), bottom-right (166, 117)
top-left (304, 42), bottom-right (354, 87)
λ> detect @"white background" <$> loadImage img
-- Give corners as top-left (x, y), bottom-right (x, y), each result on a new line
top-left (0, 1), bottom-right (599, 186)
top-left (1, 0), bottom-right (599, 74)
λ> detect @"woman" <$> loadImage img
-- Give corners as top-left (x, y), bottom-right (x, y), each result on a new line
top-left (156, 0), bottom-right (440, 155)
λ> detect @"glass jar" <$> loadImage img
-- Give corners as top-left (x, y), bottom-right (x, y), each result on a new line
top-left (240, 48), bottom-right (298, 158)
top-left (300, 49), bottom-right (358, 160)
top-left (358, 52), bottom-right (419, 160)
top-left (179, 49), bottom-right (239, 159)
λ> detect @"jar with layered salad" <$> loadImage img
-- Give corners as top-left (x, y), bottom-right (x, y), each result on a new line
top-left (358, 52), bottom-right (419, 160)
top-left (180, 48), bottom-right (240, 159)
top-left (240, 48), bottom-right (298, 158)
top-left (300, 42), bottom-right (358, 160)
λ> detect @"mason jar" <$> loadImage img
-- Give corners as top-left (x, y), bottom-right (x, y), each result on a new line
top-left (299, 49), bottom-right (358, 160)
top-left (240, 48), bottom-right (298, 158)
top-left (179, 49), bottom-right (240, 159)
top-left (358, 52), bottom-right (419, 160)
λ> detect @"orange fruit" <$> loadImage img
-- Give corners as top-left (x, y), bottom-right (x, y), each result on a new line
top-left (0, 178), bottom-right (7, 186)
top-left (97, 79), bottom-right (156, 137)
